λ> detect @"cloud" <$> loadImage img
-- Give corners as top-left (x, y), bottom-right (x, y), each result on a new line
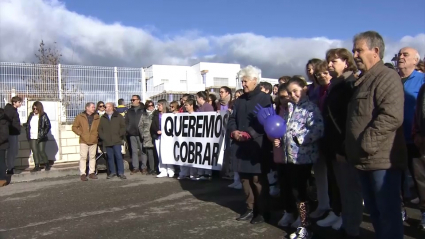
top-left (1, 0), bottom-right (424, 78)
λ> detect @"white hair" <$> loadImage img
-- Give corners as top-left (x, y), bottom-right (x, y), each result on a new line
top-left (106, 102), bottom-right (115, 108)
top-left (415, 52), bottom-right (421, 61)
top-left (238, 65), bottom-right (261, 84)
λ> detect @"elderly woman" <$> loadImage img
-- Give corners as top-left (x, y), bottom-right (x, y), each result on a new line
top-left (228, 65), bottom-right (272, 224)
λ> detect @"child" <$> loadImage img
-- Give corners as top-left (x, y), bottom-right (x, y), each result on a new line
top-left (274, 77), bottom-right (324, 239)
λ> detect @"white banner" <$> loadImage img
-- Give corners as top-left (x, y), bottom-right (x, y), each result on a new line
top-left (160, 111), bottom-right (230, 170)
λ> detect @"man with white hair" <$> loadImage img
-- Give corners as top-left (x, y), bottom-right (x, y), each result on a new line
top-left (98, 102), bottom-right (127, 179)
top-left (228, 65), bottom-right (272, 225)
top-left (398, 47), bottom-right (425, 207)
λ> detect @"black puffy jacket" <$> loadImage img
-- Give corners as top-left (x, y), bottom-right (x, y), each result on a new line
top-left (0, 108), bottom-right (9, 150)
top-left (25, 113), bottom-right (51, 142)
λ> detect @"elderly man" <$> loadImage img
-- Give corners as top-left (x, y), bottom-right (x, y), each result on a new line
top-left (228, 65), bottom-right (272, 225)
top-left (98, 102), bottom-right (127, 179)
top-left (346, 31), bottom-right (407, 239)
top-left (413, 83), bottom-right (425, 229)
top-left (397, 47), bottom-right (425, 207)
top-left (72, 102), bottom-right (100, 181)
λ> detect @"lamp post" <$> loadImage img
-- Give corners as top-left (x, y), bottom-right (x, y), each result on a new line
top-left (391, 54), bottom-right (398, 70)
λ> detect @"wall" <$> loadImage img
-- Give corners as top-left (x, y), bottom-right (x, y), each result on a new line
top-left (200, 63), bottom-right (240, 88)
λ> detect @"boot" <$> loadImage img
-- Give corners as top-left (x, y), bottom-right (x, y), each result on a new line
top-left (31, 165), bottom-right (41, 172)
top-left (45, 162), bottom-right (51, 171)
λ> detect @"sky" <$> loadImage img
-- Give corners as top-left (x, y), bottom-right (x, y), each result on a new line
top-left (1, 0), bottom-right (425, 78)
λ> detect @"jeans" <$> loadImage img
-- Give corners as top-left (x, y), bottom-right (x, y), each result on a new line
top-left (29, 140), bottom-right (48, 165)
top-left (129, 136), bottom-right (147, 170)
top-left (106, 145), bottom-right (125, 175)
top-left (6, 135), bottom-right (18, 170)
top-left (358, 169), bottom-right (403, 239)
top-left (314, 154), bottom-right (330, 211)
top-left (0, 150), bottom-right (6, 180)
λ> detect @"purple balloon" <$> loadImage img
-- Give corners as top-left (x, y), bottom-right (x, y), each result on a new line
top-left (264, 115), bottom-right (286, 139)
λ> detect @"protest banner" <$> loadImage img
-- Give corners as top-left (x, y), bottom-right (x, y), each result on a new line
top-left (160, 111), bottom-right (229, 170)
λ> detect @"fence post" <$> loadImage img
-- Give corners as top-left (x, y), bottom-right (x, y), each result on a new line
top-left (58, 64), bottom-right (62, 101)
top-left (114, 67), bottom-right (119, 105)
top-left (141, 67), bottom-right (146, 102)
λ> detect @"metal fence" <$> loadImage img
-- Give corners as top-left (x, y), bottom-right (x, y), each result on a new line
top-left (0, 62), bottom-right (143, 123)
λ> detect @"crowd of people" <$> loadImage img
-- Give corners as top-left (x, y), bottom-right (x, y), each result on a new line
top-left (0, 30), bottom-right (424, 239)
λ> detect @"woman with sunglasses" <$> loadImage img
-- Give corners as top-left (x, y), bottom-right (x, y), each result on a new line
top-left (97, 101), bottom-right (106, 116)
top-left (26, 101), bottom-right (51, 172)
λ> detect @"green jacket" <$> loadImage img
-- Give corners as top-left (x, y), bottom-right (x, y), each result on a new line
top-left (98, 111), bottom-right (126, 147)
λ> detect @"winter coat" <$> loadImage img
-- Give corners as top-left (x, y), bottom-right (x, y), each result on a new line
top-left (72, 112), bottom-right (100, 145)
top-left (320, 72), bottom-right (357, 158)
top-left (25, 113), bottom-right (51, 142)
top-left (0, 108), bottom-right (9, 150)
top-left (4, 103), bottom-right (21, 135)
top-left (413, 83), bottom-right (425, 139)
top-left (125, 105), bottom-right (145, 136)
top-left (139, 110), bottom-right (155, 148)
top-left (227, 86), bottom-right (272, 174)
top-left (283, 97), bottom-right (324, 165)
top-left (346, 61), bottom-right (407, 171)
top-left (98, 112), bottom-right (126, 147)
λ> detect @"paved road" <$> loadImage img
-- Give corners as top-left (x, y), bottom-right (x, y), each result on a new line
top-left (0, 174), bottom-right (423, 239)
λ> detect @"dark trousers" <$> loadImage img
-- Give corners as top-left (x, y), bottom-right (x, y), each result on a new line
top-left (0, 150), bottom-right (6, 180)
top-left (326, 158), bottom-right (342, 215)
top-left (401, 144), bottom-right (420, 201)
top-left (143, 147), bottom-right (156, 172)
top-left (29, 140), bottom-right (48, 165)
top-left (413, 154), bottom-right (425, 211)
top-left (358, 169), bottom-right (403, 239)
top-left (239, 172), bottom-right (269, 216)
top-left (278, 164), bottom-right (312, 212)
top-left (106, 145), bottom-right (125, 175)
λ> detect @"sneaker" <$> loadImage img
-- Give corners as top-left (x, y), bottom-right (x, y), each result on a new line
top-left (168, 173), bottom-right (175, 178)
top-left (310, 208), bottom-right (327, 219)
top-left (290, 227), bottom-right (312, 239)
top-left (331, 216), bottom-right (343, 230)
top-left (191, 175), bottom-right (200, 181)
top-left (228, 182), bottom-right (238, 188)
top-left (177, 175), bottom-right (190, 180)
top-left (6, 168), bottom-right (14, 175)
top-left (232, 182), bottom-right (242, 189)
top-left (89, 173), bottom-right (98, 179)
top-left (411, 197), bottom-right (420, 204)
top-left (291, 216), bottom-right (300, 228)
top-left (402, 208), bottom-right (408, 222)
top-left (317, 211), bottom-right (340, 227)
top-left (156, 172), bottom-right (168, 178)
top-left (107, 174), bottom-right (117, 179)
top-left (119, 175), bottom-right (127, 180)
top-left (199, 175), bottom-right (212, 181)
top-left (80, 174), bottom-right (88, 181)
top-left (419, 212), bottom-right (425, 230)
top-left (269, 185), bottom-right (280, 196)
top-left (277, 212), bottom-right (295, 227)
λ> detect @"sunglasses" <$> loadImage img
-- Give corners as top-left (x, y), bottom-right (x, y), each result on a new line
top-left (99, 105), bottom-right (105, 108)
top-left (147, 104), bottom-right (154, 107)
top-left (33, 108), bottom-right (38, 110)
top-left (131, 99), bottom-right (138, 102)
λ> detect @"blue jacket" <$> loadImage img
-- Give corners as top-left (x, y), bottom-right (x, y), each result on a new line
top-left (403, 70), bottom-right (425, 143)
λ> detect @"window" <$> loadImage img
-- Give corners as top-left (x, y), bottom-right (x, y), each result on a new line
top-left (213, 77), bottom-right (228, 86)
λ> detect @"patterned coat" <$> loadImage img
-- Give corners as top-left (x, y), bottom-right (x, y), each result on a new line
top-left (283, 97), bottom-right (324, 165)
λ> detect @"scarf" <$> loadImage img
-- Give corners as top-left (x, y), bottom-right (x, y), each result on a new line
top-left (219, 94), bottom-right (231, 106)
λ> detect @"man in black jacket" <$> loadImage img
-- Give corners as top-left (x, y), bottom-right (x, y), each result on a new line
top-left (0, 108), bottom-right (10, 187)
top-left (4, 96), bottom-right (22, 175)
top-left (125, 95), bottom-right (148, 175)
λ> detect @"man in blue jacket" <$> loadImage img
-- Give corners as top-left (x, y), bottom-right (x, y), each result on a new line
top-left (397, 47), bottom-right (425, 209)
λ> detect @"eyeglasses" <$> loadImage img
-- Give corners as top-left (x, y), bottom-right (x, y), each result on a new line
top-left (131, 99), bottom-right (138, 102)
top-left (99, 105), bottom-right (105, 108)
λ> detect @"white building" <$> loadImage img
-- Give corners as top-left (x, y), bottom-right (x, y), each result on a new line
top-left (144, 62), bottom-right (278, 103)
